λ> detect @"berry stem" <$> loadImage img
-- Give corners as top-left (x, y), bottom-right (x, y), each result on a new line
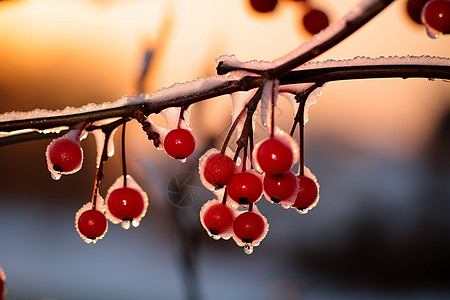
top-left (242, 139), bottom-right (248, 172)
top-left (298, 100), bottom-right (305, 176)
top-left (221, 189), bottom-right (228, 205)
top-left (220, 108), bottom-right (246, 155)
top-left (270, 82), bottom-right (276, 138)
top-left (289, 85), bottom-right (320, 176)
top-left (75, 120), bottom-right (91, 141)
top-left (220, 87), bottom-right (263, 155)
top-left (121, 123), bottom-right (128, 187)
top-left (90, 117), bottom-right (129, 209)
top-left (177, 105), bottom-right (188, 128)
top-left (248, 203), bottom-right (253, 212)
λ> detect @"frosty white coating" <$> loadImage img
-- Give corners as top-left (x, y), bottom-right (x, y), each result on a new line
top-left (260, 79), bottom-right (279, 131)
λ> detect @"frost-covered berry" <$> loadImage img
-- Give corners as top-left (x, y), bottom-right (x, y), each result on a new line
top-left (107, 187), bottom-right (145, 222)
top-left (423, 0), bottom-right (450, 34)
top-left (263, 171), bottom-right (298, 204)
top-left (227, 171), bottom-right (263, 205)
top-left (256, 137), bottom-right (293, 176)
top-left (201, 202), bottom-right (235, 237)
top-left (303, 8), bottom-right (329, 35)
top-left (76, 209), bottom-right (107, 242)
top-left (164, 128), bottom-right (195, 159)
top-left (105, 176), bottom-right (149, 229)
top-left (203, 153), bottom-right (236, 188)
top-left (293, 175), bottom-right (318, 211)
top-left (47, 137), bottom-right (83, 173)
top-left (233, 211), bottom-right (266, 243)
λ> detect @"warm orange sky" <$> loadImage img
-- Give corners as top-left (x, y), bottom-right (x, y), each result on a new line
top-left (0, 0), bottom-right (449, 159)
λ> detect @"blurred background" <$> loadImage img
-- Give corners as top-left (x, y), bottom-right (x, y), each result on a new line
top-left (0, 0), bottom-right (449, 299)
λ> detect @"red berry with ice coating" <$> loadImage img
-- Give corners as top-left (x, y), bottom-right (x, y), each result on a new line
top-left (107, 187), bottom-right (145, 221)
top-left (203, 153), bottom-right (236, 188)
top-left (249, 0), bottom-right (278, 13)
top-left (293, 175), bottom-right (318, 210)
top-left (227, 172), bottom-right (263, 205)
top-left (303, 9), bottom-right (329, 35)
top-left (164, 128), bottom-right (195, 159)
top-left (233, 211), bottom-right (266, 243)
top-left (48, 138), bottom-right (83, 173)
top-left (256, 137), bottom-right (293, 176)
top-left (77, 209), bottom-right (107, 240)
top-left (264, 171), bottom-right (297, 203)
top-left (201, 203), bottom-right (234, 236)
top-left (423, 0), bottom-right (450, 33)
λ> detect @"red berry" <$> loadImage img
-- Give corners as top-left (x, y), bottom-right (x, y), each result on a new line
top-left (293, 175), bottom-right (318, 210)
top-left (303, 9), bottom-right (329, 34)
top-left (203, 153), bottom-right (236, 188)
top-left (249, 0), bottom-right (278, 13)
top-left (256, 137), bottom-right (293, 176)
top-left (423, 0), bottom-right (450, 33)
top-left (48, 138), bottom-right (83, 173)
top-left (164, 128), bottom-right (195, 159)
top-left (233, 211), bottom-right (266, 243)
top-left (227, 172), bottom-right (263, 205)
top-left (263, 171), bottom-right (297, 203)
top-left (107, 187), bottom-right (145, 221)
top-left (77, 209), bottom-right (107, 240)
top-left (201, 203), bottom-right (234, 236)
top-left (407, 0), bottom-right (430, 24)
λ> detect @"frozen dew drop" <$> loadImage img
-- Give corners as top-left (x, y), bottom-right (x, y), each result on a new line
top-left (425, 25), bottom-right (440, 39)
top-left (107, 127), bottom-right (119, 157)
top-left (108, 147), bottom-right (115, 158)
top-left (212, 234), bottom-right (221, 240)
top-left (179, 158), bottom-right (187, 164)
top-left (121, 220), bottom-right (131, 230)
top-left (244, 243), bottom-right (254, 255)
top-left (132, 219), bottom-right (140, 228)
top-left (50, 172), bottom-right (62, 181)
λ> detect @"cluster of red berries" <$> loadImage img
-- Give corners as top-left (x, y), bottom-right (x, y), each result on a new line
top-left (75, 175), bottom-right (149, 243)
top-left (407, 0), bottom-right (450, 35)
top-left (198, 129), bottom-right (319, 254)
top-left (46, 128), bottom-right (150, 243)
top-left (46, 122), bottom-right (196, 243)
top-left (248, 0), bottom-right (329, 35)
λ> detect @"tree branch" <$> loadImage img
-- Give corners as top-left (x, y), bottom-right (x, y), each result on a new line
top-left (1, 62), bottom-right (448, 142)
